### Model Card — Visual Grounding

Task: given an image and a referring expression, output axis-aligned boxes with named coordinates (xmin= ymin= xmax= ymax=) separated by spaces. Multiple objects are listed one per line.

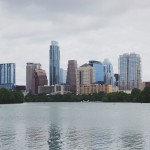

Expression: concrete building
xmin=77 ymin=64 xmax=96 ymax=86
xmin=139 ymin=82 xmax=150 ymax=91
xmin=77 ymin=84 xmax=112 ymax=95
xmin=0 ymin=63 xmax=16 ymax=90
xmin=26 ymin=63 xmax=47 ymax=94
xmin=49 ymin=41 xmax=60 ymax=85
xmin=38 ymin=84 xmax=70 ymax=95
xmin=119 ymin=53 xmax=141 ymax=90
xmin=66 ymin=60 xmax=78 ymax=93
xmin=35 ymin=69 xmax=48 ymax=94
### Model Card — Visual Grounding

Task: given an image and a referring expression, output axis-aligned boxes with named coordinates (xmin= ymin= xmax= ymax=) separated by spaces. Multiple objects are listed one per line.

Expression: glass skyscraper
xmin=59 ymin=68 xmax=67 ymax=84
xmin=89 ymin=60 xmax=104 ymax=84
xmin=0 ymin=63 xmax=16 ymax=90
xmin=119 ymin=53 xmax=141 ymax=90
xmin=49 ymin=41 xmax=60 ymax=85
xmin=103 ymin=59 xmax=115 ymax=87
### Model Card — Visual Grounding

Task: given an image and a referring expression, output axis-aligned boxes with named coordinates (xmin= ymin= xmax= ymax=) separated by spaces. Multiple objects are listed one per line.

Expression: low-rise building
xmin=139 ymin=82 xmax=150 ymax=91
xmin=77 ymin=84 xmax=112 ymax=95
xmin=38 ymin=84 xmax=70 ymax=95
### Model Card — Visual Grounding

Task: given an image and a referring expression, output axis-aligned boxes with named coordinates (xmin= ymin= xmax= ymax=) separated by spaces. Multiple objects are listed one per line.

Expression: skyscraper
xmin=35 ymin=69 xmax=48 ymax=94
xmin=89 ymin=60 xmax=104 ymax=84
xmin=119 ymin=53 xmax=141 ymax=90
xmin=59 ymin=68 xmax=67 ymax=84
xmin=49 ymin=41 xmax=60 ymax=85
xmin=26 ymin=63 xmax=48 ymax=94
xmin=103 ymin=58 xmax=115 ymax=86
xmin=0 ymin=63 xmax=15 ymax=90
xmin=77 ymin=64 xmax=96 ymax=85
xmin=26 ymin=63 xmax=41 ymax=94
xmin=66 ymin=60 xmax=77 ymax=93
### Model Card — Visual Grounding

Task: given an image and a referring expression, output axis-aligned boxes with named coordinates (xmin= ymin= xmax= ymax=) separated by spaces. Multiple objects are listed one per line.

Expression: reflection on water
xmin=26 ymin=127 xmax=48 ymax=149
xmin=0 ymin=103 xmax=150 ymax=149
xmin=48 ymin=125 xmax=62 ymax=150
xmin=0 ymin=129 xmax=16 ymax=150
xmin=120 ymin=130 xmax=144 ymax=150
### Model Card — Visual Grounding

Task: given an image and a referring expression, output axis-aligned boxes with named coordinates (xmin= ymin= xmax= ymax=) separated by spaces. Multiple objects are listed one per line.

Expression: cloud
xmin=0 ymin=0 xmax=150 ymax=84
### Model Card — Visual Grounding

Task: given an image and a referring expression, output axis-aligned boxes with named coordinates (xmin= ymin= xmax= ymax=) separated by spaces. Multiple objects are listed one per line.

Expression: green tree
xmin=140 ymin=87 xmax=150 ymax=103
xmin=131 ymin=88 xmax=141 ymax=102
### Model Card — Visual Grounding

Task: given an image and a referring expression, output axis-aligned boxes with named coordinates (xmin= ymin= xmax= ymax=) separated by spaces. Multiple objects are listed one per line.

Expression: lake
xmin=0 ymin=102 xmax=150 ymax=150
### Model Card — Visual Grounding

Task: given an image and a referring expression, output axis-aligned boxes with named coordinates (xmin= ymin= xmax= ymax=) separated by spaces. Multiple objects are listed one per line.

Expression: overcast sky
xmin=0 ymin=0 xmax=150 ymax=85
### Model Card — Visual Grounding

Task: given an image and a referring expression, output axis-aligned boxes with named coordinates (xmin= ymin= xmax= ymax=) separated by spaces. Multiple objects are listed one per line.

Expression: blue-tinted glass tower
xmin=89 ymin=60 xmax=104 ymax=84
xmin=49 ymin=41 xmax=60 ymax=85
xmin=0 ymin=63 xmax=16 ymax=90
xmin=103 ymin=59 xmax=115 ymax=87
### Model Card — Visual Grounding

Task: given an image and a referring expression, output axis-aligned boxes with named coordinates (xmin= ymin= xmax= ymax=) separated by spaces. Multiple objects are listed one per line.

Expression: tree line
xmin=0 ymin=88 xmax=24 ymax=104
xmin=25 ymin=87 xmax=150 ymax=103
xmin=1 ymin=86 xmax=150 ymax=104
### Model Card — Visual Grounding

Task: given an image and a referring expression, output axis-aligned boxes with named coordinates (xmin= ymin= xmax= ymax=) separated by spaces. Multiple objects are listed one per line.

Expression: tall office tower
xmin=119 ymin=53 xmax=141 ymax=90
xmin=59 ymin=68 xmax=67 ymax=84
xmin=49 ymin=41 xmax=60 ymax=85
xmin=114 ymin=74 xmax=119 ymax=86
xmin=77 ymin=64 xmax=96 ymax=85
xmin=35 ymin=69 xmax=48 ymax=94
xmin=103 ymin=58 xmax=115 ymax=86
xmin=26 ymin=63 xmax=42 ymax=94
xmin=66 ymin=60 xmax=77 ymax=93
xmin=89 ymin=60 xmax=104 ymax=84
xmin=0 ymin=63 xmax=16 ymax=90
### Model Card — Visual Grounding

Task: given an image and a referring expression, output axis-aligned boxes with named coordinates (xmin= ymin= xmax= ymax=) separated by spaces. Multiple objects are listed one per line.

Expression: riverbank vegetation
xmin=0 ymin=88 xmax=24 ymax=104
xmin=25 ymin=87 xmax=150 ymax=103
xmin=1 ymin=87 xmax=150 ymax=104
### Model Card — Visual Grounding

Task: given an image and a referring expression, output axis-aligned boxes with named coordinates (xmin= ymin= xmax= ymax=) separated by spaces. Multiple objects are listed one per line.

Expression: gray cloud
xmin=0 ymin=0 xmax=150 ymax=84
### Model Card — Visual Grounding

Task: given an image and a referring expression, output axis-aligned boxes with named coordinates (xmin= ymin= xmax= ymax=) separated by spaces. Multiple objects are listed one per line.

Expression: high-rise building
xmin=66 ymin=60 xmax=77 ymax=93
xmin=119 ymin=53 xmax=141 ymax=90
xmin=0 ymin=63 xmax=16 ymax=90
xmin=114 ymin=74 xmax=119 ymax=86
xmin=49 ymin=41 xmax=60 ymax=85
xmin=103 ymin=58 xmax=115 ymax=86
xmin=26 ymin=63 xmax=47 ymax=94
xmin=77 ymin=64 xmax=96 ymax=85
xmin=59 ymin=68 xmax=67 ymax=84
xmin=89 ymin=60 xmax=104 ymax=84
xmin=35 ymin=69 xmax=48 ymax=94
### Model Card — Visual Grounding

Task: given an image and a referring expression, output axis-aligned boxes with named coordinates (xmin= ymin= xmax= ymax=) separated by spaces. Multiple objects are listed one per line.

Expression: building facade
xmin=89 ymin=60 xmax=104 ymax=84
xmin=59 ymin=68 xmax=67 ymax=84
xmin=103 ymin=58 xmax=115 ymax=86
xmin=119 ymin=53 xmax=141 ymax=90
xmin=66 ymin=60 xmax=78 ymax=93
xmin=35 ymin=69 xmax=48 ymax=94
xmin=49 ymin=41 xmax=60 ymax=85
xmin=139 ymin=82 xmax=150 ymax=91
xmin=26 ymin=63 xmax=47 ymax=94
xmin=77 ymin=64 xmax=96 ymax=86
xmin=77 ymin=84 xmax=112 ymax=95
xmin=0 ymin=63 xmax=16 ymax=90
xmin=38 ymin=85 xmax=70 ymax=95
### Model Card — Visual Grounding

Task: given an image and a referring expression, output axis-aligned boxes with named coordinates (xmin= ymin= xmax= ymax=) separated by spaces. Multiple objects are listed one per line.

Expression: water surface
xmin=0 ymin=102 xmax=150 ymax=150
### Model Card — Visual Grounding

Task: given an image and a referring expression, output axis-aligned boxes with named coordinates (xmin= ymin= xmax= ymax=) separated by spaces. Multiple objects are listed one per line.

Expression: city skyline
xmin=0 ymin=0 xmax=150 ymax=84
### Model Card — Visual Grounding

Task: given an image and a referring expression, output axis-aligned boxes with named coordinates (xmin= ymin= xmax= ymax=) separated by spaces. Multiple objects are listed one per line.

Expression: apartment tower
xmin=119 ymin=53 xmax=141 ymax=90
xmin=77 ymin=64 xmax=96 ymax=85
